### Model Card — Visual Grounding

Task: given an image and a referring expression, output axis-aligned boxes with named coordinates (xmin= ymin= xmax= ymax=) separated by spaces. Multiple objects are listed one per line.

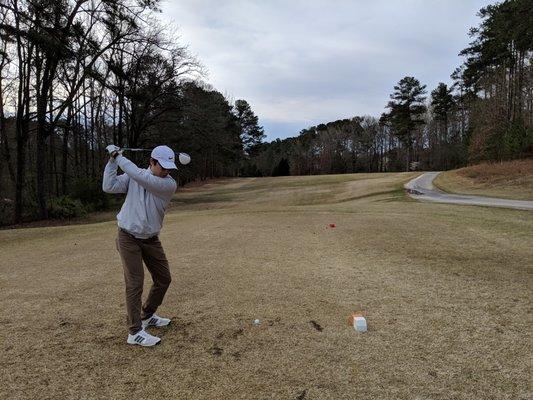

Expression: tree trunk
xmin=36 ymin=61 xmax=52 ymax=219
xmin=118 ymin=81 xmax=124 ymax=147
xmin=62 ymin=104 xmax=73 ymax=195
xmin=74 ymin=96 xmax=79 ymax=170
xmin=15 ymin=38 xmax=32 ymax=223
xmin=112 ymin=98 xmax=117 ymax=144
xmin=0 ymin=75 xmax=16 ymax=187
xmin=83 ymin=78 xmax=89 ymax=177
xmin=405 ymin=142 xmax=411 ymax=172
xmin=49 ymin=85 xmax=59 ymax=196
xmin=90 ymin=78 xmax=95 ymax=177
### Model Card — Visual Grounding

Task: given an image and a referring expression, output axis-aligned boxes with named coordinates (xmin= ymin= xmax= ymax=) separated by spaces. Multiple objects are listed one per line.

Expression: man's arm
xmin=116 ymin=155 xmax=177 ymax=199
xmin=102 ymin=158 xmax=130 ymax=193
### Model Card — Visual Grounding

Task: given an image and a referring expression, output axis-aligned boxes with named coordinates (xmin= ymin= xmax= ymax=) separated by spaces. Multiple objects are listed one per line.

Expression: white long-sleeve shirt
xmin=102 ymin=155 xmax=177 ymax=239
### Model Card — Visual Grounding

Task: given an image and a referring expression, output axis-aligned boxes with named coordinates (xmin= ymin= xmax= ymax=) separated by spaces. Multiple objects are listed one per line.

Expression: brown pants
xmin=116 ymin=228 xmax=172 ymax=334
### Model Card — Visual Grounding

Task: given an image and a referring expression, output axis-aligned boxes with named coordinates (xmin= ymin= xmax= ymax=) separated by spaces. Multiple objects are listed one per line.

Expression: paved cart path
xmin=405 ymin=172 xmax=533 ymax=211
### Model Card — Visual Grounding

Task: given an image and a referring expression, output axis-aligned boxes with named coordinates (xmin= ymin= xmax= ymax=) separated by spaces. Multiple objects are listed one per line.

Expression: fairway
xmin=1 ymin=172 xmax=532 ymax=399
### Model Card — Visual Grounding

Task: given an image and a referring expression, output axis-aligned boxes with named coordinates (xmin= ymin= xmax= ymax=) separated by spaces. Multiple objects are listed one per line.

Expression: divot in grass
xmin=209 ymin=345 xmax=223 ymax=356
xmin=309 ymin=320 xmax=323 ymax=332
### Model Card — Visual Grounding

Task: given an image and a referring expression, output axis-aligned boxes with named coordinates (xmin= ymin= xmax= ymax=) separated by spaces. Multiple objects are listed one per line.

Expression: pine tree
xmin=431 ymin=83 xmax=454 ymax=131
xmin=234 ymin=99 xmax=265 ymax=154
xmin=430 ymin=83 xmax=456 ymax=169
xmin=381 ymin=76 xmax=427 ymax=171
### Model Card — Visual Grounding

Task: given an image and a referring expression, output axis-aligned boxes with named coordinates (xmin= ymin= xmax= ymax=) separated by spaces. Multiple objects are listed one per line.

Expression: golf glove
xmin=106 ymin=144 xmax=122 ymax=158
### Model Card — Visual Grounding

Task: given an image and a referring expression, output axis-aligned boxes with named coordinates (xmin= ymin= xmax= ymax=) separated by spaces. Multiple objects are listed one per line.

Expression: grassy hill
xmin=1 ymin=172 xmax=531 ymax=399
xmin=434 ymin=159 xmax=533 ymax=200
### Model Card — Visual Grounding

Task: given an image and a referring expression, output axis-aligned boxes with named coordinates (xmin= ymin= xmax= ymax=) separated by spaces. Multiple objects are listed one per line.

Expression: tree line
xmin=245 ymin=0 xmax=532 ymax=177
xmin=0 ymin=0 xmax=264 ymax=225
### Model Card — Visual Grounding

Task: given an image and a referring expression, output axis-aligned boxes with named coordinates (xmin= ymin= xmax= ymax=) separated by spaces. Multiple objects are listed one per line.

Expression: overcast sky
xmin=160 ymin=0 xmax=495 ymax=141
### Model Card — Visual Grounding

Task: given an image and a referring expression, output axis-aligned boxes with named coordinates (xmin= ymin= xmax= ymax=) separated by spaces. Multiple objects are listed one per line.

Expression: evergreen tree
xmin=234 ymin=99 xmax=265 ymax=154
xmin=430 ymin=83 xmax=456 ymax=169
xmin=381 ymin=76 xmax=427 ymax=171
xmin=431 ymin=83 xmax=454 ymax=130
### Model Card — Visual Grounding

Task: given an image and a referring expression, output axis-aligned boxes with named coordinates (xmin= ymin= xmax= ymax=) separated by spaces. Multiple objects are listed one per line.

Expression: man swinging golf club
xmin=103 ymin=144 xmax=179 ymax=346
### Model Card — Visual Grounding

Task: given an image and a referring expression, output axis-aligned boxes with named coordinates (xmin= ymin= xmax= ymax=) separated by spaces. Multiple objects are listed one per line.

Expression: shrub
xmin=0 ymin=198 xmax=14 ymax=226
xmin=272 ymin=158 xmax=290 ymax=176
xmin=47 ymin=196 xmax=88 ymax=219
xmin=70 ymin=177 xmax=110 ymax=212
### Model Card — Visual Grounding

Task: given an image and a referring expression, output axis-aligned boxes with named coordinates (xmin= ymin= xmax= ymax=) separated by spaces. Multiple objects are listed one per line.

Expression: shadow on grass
xmin=293 ymin=187 xmax=411 ymax=207
xmin=378 ymin=188 xmax=417 ymax=203
xmin=333 ymin=188 xmax=409 ymax=204
xmin=171 ymin=192 xmax=237 ymax=206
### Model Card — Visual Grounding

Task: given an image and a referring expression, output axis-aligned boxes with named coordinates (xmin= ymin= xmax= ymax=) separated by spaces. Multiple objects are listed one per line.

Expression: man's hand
xmin=106 ymin=144 xmax=122 ymax=159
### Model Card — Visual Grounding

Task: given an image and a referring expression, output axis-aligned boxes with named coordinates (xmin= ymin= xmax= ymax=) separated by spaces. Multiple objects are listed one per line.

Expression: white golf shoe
xmin=127 ymin=329 xmax=161 ymax=347
xmin=142 ymin=314 xmax=171 ymax=328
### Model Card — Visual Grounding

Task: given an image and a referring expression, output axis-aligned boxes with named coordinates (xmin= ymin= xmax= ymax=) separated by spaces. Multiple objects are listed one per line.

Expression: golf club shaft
xmin=119 ymin=148 xmax=191 ymax=165
xmin=121 ymin=148 xmax=189 ymax=157
xmin=120 ymin=148 xmax=152 ymax=152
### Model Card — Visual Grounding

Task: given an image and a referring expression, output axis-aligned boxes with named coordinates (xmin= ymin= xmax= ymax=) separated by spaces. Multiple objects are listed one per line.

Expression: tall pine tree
xmin=234 ymin=99 xmax=265 ymax=155
xmin=381 ymin=76 xmax=427 ymax=171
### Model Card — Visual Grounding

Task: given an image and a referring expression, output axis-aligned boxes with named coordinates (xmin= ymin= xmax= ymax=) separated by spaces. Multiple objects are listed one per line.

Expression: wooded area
xmin=0 ymin=0 xmax=531 ymax=225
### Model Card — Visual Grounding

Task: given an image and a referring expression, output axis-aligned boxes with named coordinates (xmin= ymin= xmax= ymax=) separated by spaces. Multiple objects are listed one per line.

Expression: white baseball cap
xmin=151 ymin=145 xmax=178 ymax=170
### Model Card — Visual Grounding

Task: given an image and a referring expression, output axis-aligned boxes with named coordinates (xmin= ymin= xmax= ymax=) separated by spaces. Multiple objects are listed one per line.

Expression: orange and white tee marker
xmin=347 ymin=312 xmax=368 ymax=332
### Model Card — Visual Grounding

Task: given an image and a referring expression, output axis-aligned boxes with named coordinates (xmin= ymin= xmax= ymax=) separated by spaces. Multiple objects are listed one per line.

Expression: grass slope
xmin=1 ymin=172 xmax=532 ymax=399
xmin=434 ymin=159 xmax=533 ymax=200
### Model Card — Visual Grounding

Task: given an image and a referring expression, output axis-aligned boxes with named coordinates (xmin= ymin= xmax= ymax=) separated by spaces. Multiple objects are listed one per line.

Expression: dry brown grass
xmin=434 ymin=159 xmax=533 ymax=200
xmin=1 ymin=172 xmax=532 ymax=399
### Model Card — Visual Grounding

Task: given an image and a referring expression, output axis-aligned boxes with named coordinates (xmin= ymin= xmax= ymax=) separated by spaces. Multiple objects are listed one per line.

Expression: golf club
xmin=120 ymin=148 xmax=191 ymax=165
